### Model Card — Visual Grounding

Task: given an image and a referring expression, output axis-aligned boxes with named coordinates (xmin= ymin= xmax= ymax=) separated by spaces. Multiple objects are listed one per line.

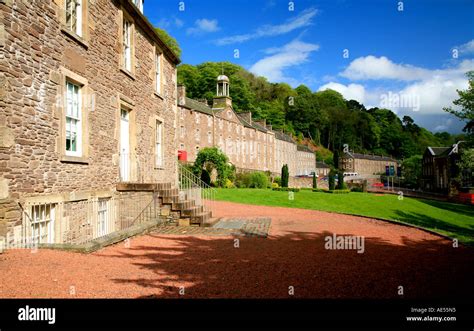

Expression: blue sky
xmin=146 ymin=0 xmax=474 ymax=133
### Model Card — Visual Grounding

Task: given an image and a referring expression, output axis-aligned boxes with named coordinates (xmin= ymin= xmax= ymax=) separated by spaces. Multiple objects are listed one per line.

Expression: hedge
xmin=272 ymin=187 xmax=300 ymax=192
xmin=324 ymin=189 xmax=351 ymax=194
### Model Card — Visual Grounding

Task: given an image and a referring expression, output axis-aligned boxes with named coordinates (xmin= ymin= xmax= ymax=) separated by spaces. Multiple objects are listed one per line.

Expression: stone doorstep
xmin=36 ymin=219 xmax=164 ymax=254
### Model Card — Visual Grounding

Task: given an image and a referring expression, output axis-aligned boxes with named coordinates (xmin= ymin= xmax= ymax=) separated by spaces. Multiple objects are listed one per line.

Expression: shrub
xmin=248 ymin=172 xmax=269 ymax=188
xmin=350 ymin=186 xmax=363 ymax=192
xmin=312 ymin=172 xmax=317 ymax=189
xmin=272 ymin=187 xmax=300 ymax=192
xmin=312 ymin=188 xmax=327 ymax=192
xmin=271 ymin=182 xmax=279 ymax=189
xmin=325 ymin=189 xmax=351 ymax=194
xmin=281 ymin=164 xmax=289 ymax=188
xmin=224 ymin=178 xmax=234 ymax=189
xmin=234 ymin=173 xmax=249 ymax=188
xmin=274 ymin=176 xmax=282 ymax=186
xmin=200 ymin=169 xmax=211 ymax=186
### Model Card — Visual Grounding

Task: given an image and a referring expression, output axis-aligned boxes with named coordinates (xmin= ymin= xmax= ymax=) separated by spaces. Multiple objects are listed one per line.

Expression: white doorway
xmin=120 ymin=109 xmax=130 ymax=181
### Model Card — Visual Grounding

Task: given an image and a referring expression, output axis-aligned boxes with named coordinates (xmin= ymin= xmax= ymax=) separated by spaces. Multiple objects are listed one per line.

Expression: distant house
xmin=421 ymin=145 xmax=460 ymax=194
xmin=316 ymin=161 xmax=330 ymax=177
xmin=339 ymin=152 xmax=398 ymax=176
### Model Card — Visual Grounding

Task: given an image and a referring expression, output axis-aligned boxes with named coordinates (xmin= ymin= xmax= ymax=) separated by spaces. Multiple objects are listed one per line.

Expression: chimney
xmin=177 ymin=84 xmax=186 ymax=106
xmin=197 ymin=99 xmax=208 ymax=106
xmin=255 ymin=119 xmax=266 ymax=127
xmin=240 ymin=112 xmax=252 ymax=124
xmin=266 ymin=124 xmax=273 ymax=131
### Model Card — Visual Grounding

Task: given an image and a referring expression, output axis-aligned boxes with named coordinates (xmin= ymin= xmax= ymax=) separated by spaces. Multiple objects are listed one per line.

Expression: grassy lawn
xmin=214 ymin=188 xmax=474 ymax=245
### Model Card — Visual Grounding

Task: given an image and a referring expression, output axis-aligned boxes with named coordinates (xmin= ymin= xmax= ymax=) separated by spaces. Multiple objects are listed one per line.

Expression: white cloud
xmin=318 ymin=82 xmax=367 ymax=103
xmin=249 ymin=40 xmax=319 ymax=83
xmin=340 ymin=56 xmax=432 ymax=81
xmin=215 ymin=8 xmax=317 ymax=45
xmin=326 ymin=58 xmax=474 ymax=116
xmin=186 ymin=19 xmax=220 ymax=35
xmin=156 ymin=17 xmax=184 ymax=29
xmin=455 ymin=39 xmax=474 ymax=56
xmin=340 ymin=55 xmax=474 ymax=82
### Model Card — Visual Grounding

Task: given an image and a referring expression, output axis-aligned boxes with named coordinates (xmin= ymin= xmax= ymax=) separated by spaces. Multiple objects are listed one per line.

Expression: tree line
xmin=177 ymin=62 xmax=466 ymax=165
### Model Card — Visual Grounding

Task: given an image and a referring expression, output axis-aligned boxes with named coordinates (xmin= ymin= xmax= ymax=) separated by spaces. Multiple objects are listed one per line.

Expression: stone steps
xmin=154 ymin=184 xmax=211 ymax=226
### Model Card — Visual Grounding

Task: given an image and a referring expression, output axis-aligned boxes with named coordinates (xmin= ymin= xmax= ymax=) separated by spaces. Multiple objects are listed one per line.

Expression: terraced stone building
xmin=0 ymin=0 xmax=216 ymax=249
xmin=177 ymin=76 xmax=316 ymax=177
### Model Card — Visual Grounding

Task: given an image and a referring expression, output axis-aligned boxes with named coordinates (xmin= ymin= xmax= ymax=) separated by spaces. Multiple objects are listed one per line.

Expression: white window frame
xmin=123 ymin=19 xmax=132 ymax=72
xmin=207 ymin=131 xmax=212 ymax=144
xmin=30 ymin=204 xmax=56 ymax=245
xmin=155 ymin=120 xmax=163 ymax=168
xmin=66 ymin=0 xmax=83 ymax=37
xmin=97 ymin=199 xmax=110 ymax=237
xmin=65 ymin=81 xmax=82 ymax=157
xmin=155 ymin=52 xmax=162 ymax=94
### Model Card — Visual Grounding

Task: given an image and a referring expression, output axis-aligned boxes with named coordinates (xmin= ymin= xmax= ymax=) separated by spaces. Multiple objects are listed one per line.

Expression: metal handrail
xmin=177 ymin=160 xmax=216 ymax=215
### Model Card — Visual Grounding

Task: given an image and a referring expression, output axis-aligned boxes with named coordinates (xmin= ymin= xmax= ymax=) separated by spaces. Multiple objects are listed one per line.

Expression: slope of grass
xmin=214 ymin=188 xmax=474 ymax=245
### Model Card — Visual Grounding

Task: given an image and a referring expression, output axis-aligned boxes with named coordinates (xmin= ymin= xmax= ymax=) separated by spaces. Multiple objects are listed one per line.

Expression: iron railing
xmin=6 ymin=192 xmax=161 ymax=249
xmin=177 ymin=160 xmax=216 ymax=215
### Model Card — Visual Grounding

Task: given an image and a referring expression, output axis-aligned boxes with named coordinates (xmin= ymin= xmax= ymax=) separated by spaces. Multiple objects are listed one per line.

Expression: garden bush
xmin=312 ymin=188 xmax=327 ymax=192
xmin=248 ymin=172 xmax=269 ymax=188
xmin=274 ymin=176 xmax=282 ymax=186
xmin=272 ymin=187 xmax=300 ymax=192
xmin=324 ymin=189 xmax=351 ymax=194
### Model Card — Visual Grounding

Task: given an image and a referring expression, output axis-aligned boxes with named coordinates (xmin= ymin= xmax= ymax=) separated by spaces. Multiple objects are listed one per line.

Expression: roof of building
xmin=342 ymin=152 xmax=398 ymax=162
xmin=236 ymin=113 xmax=253 ymax=129
xmin=316 ymin=161 xmax=331 ymax=169
xmin=426 ymin=146 xmax=451 ymax=156
xmin=217 ymin=75 xmax=229 ymax=82
xmin=121 ymin=0 xmax=180 ymax=64
xmin=251 ymin=121 xmax=268 ymax=133
xmin=297 ymin=144 xmax=313 ymax=153
xmin=273 ymin=130 xmax=295 ymax=144
xmin=184 ymin=97 xmax=215 ymax=116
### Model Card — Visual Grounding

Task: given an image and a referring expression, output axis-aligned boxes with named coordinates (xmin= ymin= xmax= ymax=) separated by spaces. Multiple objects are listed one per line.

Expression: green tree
xmin=312 ymin=172 xmax=317 ymax=189
xmin=193 ymin=147 xmax=231 ymax=187
xmin=401 ymin=155 xmax=422 ymax=189
xmin=328 ymin=170 xmax=336 ymax=190
xmin=444 ymin=71 xmax=474 ymax=135
xmin=336 ymin=170 xmax=346 ymax=189
xmin=281 ymin=164 xmax=289 ymax=188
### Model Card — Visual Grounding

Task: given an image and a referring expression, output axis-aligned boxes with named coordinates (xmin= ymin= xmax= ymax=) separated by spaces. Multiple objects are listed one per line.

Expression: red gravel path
xmin=0 ymin=201 xmax=472 ymax=299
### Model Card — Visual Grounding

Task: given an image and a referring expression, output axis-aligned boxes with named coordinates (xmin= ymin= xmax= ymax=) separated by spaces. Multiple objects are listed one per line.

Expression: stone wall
xmin=0 ymin=0 xmax=178 ymax=242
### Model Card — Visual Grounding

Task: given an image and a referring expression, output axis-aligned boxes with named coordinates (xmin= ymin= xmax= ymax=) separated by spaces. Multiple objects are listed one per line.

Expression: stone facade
xmin=177 ymin=82 xmax=316 ymax=177
xmin=0 ymin=0 xmax=179 ymax=244
xmin=339 ymin=152 xmax=398 ymax=176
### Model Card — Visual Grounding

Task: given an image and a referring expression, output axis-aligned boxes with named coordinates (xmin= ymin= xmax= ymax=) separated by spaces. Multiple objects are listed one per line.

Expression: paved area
xmin=211 ymin=217 xmax=271 ymax=237
xmin=0 ymin=201 xmax=473 ymax=298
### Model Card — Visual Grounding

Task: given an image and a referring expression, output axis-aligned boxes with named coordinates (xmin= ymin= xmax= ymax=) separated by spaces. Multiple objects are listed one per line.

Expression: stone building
xmin=316 ymin=161 xmax=330 ymax=177
xmin=421 ymin=146 xmax=458 ymax=194
xmin=177 ymin=77 xmax=316 ymax=177
xmin=339 ymin=152 xmax=398 ymax=176
xmin=0 ymin=0 xmax=213 ymax=248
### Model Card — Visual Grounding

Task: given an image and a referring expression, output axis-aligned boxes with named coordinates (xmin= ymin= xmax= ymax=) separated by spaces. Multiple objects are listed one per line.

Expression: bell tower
xmin=213 ymin=75 xmax=232 ymax=109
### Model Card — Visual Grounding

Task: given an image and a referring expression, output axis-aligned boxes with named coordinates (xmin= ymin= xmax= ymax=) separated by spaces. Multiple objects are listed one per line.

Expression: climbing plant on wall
xmin=193 ymin=147 xmax=232 ymax=187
